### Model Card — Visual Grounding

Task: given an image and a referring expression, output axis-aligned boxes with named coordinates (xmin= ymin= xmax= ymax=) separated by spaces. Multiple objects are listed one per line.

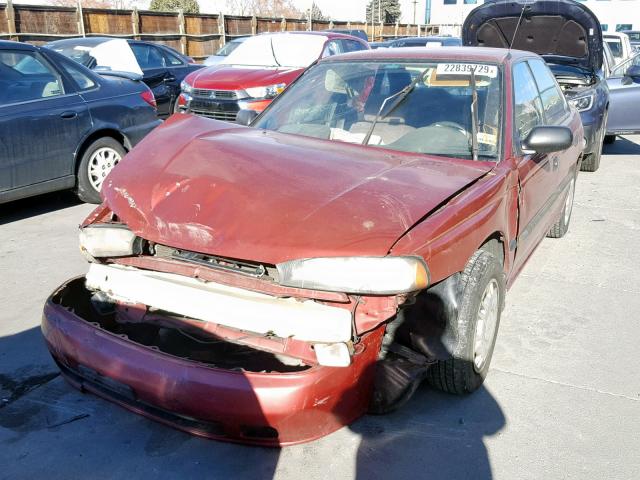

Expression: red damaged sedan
xmin=42 ymin=47 xmax=584 ymax=446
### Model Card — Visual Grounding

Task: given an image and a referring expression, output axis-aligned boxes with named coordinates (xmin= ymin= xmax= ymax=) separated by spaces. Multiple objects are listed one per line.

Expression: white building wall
xmin=428 ymin=0 xmax=640 ymax=33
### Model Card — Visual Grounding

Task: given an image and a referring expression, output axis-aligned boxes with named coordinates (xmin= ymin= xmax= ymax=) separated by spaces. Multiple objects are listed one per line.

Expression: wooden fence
xmin=0 ymin=1 xmax=440 ymax=60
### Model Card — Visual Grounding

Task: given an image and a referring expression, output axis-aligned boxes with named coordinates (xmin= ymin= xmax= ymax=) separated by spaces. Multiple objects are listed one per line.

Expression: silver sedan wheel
xmin=88 ymin=147 xmax=121 ymax=192
xmin=473 ymin=278 xmax=499 ymax=372
xmin=564 ymin=178 xmax=575 ymax=226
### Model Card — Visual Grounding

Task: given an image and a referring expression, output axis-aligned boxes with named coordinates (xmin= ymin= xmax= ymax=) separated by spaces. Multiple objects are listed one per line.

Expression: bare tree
xmin=225 ymin=0 xmax=303 ymax=18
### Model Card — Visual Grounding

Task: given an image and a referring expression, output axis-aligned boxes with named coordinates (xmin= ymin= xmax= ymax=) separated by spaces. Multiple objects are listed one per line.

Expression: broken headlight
xmin=79 ymin=224 xmax=141 ymax=259
xmin=276 ymin=256 xmax=429 ymax=294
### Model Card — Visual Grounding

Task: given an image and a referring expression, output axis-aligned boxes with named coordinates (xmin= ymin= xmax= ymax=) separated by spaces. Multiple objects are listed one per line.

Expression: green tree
xmin=366 ymin=0 xmax=401 ymax=24
xmin=149 ymin=0 xmax=199 ymax=14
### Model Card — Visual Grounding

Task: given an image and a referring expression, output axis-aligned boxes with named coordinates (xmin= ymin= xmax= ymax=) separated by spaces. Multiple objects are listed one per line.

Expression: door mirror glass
xmin=625 ymin=64 xmax=640 ymax=79
xmin=521 ymin=126 xmax=573 ymax=154
xmin=236 ymin=109 xmax=258 ymax=126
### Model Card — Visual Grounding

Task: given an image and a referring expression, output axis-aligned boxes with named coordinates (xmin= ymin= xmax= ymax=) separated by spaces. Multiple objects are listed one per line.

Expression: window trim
xmin=527 ymin=58 xmax=570 ymax=125
xmin=511 ymin=58 xmax=548 ymax=156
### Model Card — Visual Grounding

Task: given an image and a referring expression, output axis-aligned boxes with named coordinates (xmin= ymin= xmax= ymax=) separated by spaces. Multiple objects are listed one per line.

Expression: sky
xmin=11 ymin=0 xmax=428 ymax=24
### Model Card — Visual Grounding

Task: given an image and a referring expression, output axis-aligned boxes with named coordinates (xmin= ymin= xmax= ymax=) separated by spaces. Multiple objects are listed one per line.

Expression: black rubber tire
xmin=604 ymin=135 xmax=616 ymax=145
xmin=76 ymin=137 xmax=126 ymax=204
xmin=547 ymin=173 xmax=576 ymax=239
xmin=426 ymin=250 xmax=505 ymax=395
xmin=581 ymin=112 xmax=607 ymax=172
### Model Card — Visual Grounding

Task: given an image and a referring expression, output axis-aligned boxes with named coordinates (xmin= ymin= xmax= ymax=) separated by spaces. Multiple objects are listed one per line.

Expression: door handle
xmin=60 ymin=111 xmax=77 ymax=119
xmin=164 ymin=75 xmax=176 ymax=82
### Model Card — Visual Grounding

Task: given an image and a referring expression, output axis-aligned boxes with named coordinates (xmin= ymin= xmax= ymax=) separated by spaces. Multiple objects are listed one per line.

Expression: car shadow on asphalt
xmin=0 ymin=191 xmax=82 ymax=225
xmin=1 ymin=333 xmax=504 ymax=479
xmin=603 ymin=136 xmax=640 ymax=156
xmin=348 ymin=373 xmax=504 ymax=479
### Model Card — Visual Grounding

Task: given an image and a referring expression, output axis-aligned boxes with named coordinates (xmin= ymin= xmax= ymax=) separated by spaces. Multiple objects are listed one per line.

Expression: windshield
xmin=254 ymin=61 xmax=502 ymax=160
xmin=216 ymin=40 xmax=244 ymax=57
xmin=50 ymin=39 xmax=142 ymax=74
xmin=50 ymin=44 xmax=94 ymax=67
xmin=221 ymin=34 xmax=327 ymax=68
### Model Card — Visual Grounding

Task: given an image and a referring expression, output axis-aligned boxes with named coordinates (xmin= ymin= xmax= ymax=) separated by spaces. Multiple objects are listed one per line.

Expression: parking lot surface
xmin=1 ymin=137 xmax=640 ymax=479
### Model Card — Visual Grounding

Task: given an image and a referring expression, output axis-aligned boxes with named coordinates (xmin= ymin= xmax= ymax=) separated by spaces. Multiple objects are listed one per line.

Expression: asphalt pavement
xmin=1 ymin=137 xmax=639 ymax=479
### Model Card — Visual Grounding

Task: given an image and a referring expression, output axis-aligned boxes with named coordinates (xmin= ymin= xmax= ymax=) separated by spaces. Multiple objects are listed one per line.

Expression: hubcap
xmin=473 ymin=279 xmax=499 ymax=372
xmin=564 ymin=178 xmax=575 ymax=226
xmin=88 ymin=147 xmax=121 ymax=192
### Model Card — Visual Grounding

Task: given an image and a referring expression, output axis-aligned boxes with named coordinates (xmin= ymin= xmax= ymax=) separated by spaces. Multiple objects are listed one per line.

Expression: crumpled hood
xmin=103 ymin=115 xmax=493 ymax=265
xmin=463 ymin=0 xmax=603 ymax=72
xmin=187 ymin=65 xmax=302 ymax=90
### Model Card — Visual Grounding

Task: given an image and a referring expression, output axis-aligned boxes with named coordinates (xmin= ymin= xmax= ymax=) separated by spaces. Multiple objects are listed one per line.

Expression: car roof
xmin=0 ymin=40 xmax=37 ymax=51
xmin=256 ymin=30 xmax=365 ymax=42
xmin=604 ymin=32 xmax=628 ymax=39
xmin=321 ymin=46 xmax=525 ymax=64
xmin=397 ymin=36 xmax=459 ymax=41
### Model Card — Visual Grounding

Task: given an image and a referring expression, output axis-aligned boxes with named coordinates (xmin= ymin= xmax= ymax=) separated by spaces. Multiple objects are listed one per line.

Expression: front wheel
xmin=547 ymin=175 xmax=576 ymax=238
xmin=427 ymin=250 xmax=505 ymax=395
xmin=76 ymin=137 xmax=126 ymax=204
xmin=604 ymin=134 xmax=616 ymax=145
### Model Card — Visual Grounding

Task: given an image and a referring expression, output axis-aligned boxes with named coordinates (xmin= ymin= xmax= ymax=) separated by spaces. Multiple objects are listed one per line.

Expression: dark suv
xmin=464 ymin=0 xmax=609 ymax=172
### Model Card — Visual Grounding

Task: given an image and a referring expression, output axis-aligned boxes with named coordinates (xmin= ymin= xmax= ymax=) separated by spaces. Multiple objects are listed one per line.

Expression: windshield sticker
xmin=436 ymin=63 xmax=498 ymax=78
xmin=477 ymin=132 xmax=498 ymax=146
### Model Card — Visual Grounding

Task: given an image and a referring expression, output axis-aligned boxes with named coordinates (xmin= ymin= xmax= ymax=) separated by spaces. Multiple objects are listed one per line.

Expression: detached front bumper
xmin=42 ymin=277 xmax=384 ymax=446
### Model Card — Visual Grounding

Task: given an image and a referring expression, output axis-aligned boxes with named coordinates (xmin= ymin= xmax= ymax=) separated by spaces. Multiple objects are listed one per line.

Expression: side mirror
xmin=236 ymin=109 xmax=258 ymax=126
xmin=625 ymin=64 xmax=640 ymax=80
xmin=522 ymin=126 xmax=573 ymax=155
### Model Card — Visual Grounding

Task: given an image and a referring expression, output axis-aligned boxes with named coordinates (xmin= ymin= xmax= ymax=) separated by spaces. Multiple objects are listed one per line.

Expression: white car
xmin=604 ymin=32 xmax=633 ymax=65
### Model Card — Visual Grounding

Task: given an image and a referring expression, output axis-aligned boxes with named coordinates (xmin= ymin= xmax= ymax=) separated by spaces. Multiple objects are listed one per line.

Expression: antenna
xmin=508 ymin=3 xmax=528 ymax=51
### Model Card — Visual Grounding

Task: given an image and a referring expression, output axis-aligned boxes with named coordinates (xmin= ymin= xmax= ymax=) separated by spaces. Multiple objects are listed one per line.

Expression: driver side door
xmin=511 ymin=61 xmax=563 ymax=269
xmin=606 ymin=55 xmax=640 ymax=134
xmin=130 ymin=43 xmax=172 ymax=117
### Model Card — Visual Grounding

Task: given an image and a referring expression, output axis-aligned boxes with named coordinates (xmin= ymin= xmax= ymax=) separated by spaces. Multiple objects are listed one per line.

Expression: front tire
xmin=581 ymin=112 xmax=607 ymax=172
xmin=604 ymin=134 xmax=616 ymax=145
xmin=427 ymin=250 xmax=505 ymax=395
xmin=76 ymin=137 xmax=126 ymax=204
xmin=547 ymin=174 xmax=576 ymax=238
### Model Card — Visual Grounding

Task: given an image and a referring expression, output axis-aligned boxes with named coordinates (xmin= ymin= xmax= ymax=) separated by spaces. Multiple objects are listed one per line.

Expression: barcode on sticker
xmin=436 ymin=63 xmax=498 ymax=78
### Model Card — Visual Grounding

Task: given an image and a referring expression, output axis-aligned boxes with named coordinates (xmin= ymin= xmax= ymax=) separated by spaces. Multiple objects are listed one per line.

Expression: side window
xmin=342 ymin=40 xmax=366 ymax=53
xmin=611 ymin=54 xmax=640 ymax=77
xmin=163 ymin=49 xmax=184 ymax=66
xmin=321 ymin=41 xmax=342 ymax=58
xmin=58 ymin=58 xmax=96 ymax=90
xmin=0 ymin=51 xmax=64 ymax=105
xmin=512 ymin=62 xmax=545 ymax=140
xmin=130 ymin=44 xmax=165 ymax=69
xmin=528 ymin=59 xmax=566 ymax=122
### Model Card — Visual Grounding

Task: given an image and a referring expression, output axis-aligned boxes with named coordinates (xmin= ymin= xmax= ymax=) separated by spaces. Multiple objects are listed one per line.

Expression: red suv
xmin=177 ymin=32 xmax=369 ymax=121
